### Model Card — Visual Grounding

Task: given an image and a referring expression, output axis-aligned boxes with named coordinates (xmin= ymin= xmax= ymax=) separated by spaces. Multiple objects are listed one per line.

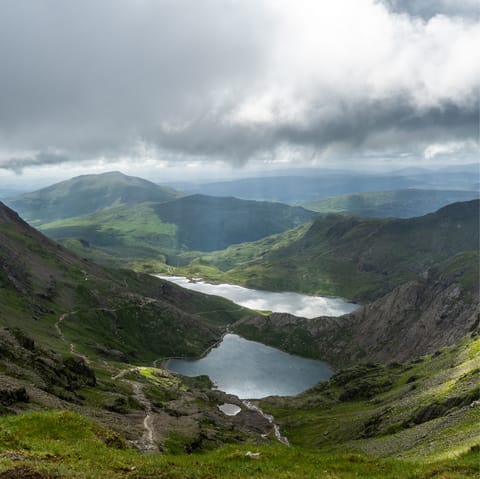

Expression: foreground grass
xmin=0 ymin=411 xmax=478 ymax=478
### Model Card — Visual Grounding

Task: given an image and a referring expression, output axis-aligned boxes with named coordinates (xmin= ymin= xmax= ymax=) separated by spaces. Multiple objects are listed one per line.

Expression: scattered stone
xmin=0 ymin=387 xmax=29 ymax=406
xmin=218 ymin=403 xmax=241 ymax=416
xmin=245 ymin=451 xmax=261 ymax=459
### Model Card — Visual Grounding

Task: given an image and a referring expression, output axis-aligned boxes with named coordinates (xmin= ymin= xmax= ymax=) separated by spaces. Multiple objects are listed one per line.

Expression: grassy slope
xmin=303 ymin=189 xmax=480 ymax=218
xmin=177 ymin=200 xmax=479 ymax=301
xmin=151 ymin=194 xmax=317 ymax=251
xmin=0 ymin=201 xmax=250 ymax=363
xmin=0 ymin=411 xmax=478 ymax=478
xmin=40 ymin=203 xmax=178 ymax=259
xmin=259 ymin=334 xmax=480 ymax=463
xmin=38 ymin=195 xmax=317 ymax=259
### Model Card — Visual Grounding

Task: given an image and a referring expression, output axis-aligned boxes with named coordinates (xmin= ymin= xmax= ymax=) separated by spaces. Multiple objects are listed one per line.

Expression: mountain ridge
xmin=235 ymin=251 xmax=479 ymax=367
xmin=180 ymin=199 xmax=479 ymax=301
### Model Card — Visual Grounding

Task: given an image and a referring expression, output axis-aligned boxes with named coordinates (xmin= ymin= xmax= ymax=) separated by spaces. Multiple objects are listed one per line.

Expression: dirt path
xmin=55 ymin=303 xmax=160 ymax=453
xmin=54 ymin=311 xmax=91 ymax=364
xmin=127 ymin=379 xmax=158 ymax=453
xmin=111 ymin=368 xmax=158 ymax=453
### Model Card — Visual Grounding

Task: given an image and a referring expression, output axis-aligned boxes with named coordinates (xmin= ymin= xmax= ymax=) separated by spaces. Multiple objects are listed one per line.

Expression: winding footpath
xmin=128 ymin=379 xmax=158 ymax=453
xmin=111 ymin=368 xmax=158 ymax=453
xmin=54 ymin=311 xmax=89 ymax=364
xmin=55 ymin=311 xmax=158 ymax=453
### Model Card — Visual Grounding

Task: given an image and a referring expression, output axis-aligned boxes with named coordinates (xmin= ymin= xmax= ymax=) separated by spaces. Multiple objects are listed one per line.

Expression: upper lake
xmin=154 ymin=275 xmax=358 ymax=318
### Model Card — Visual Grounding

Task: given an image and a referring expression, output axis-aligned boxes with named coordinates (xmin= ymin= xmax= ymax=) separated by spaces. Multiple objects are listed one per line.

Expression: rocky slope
xmin=235 ymin=252 xmax=479 ymax=367
xmin=0 ymin=200 xmax=279 ymax=451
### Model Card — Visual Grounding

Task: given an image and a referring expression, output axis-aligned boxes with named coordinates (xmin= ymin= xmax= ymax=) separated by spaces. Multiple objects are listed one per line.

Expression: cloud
xmin=381 ymin=0 xmax=480 ymax=20
xmin=1 ymin=152 xmax=70 ymax=174
xmin=0 ymin=0 xmax=478 ymax=173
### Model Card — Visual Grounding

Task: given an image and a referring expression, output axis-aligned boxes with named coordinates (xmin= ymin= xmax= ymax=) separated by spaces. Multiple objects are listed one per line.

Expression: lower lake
xmin=167 ymin=334 xmax=334 ymax=399
xmin=157 ymin=275 xmax=358 ymax=399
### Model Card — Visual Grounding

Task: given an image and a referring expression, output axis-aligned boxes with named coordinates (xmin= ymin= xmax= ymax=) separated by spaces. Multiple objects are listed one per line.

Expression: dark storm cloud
xmin=0 ymin=0 xmax=478 ymax=172
xmin=2 ymin=152 xmax=70 ymax=174
xmin=151 ymin=98 xmax=477 ymax=161
xmin=0 ymin=0 xmax=270 ymax=156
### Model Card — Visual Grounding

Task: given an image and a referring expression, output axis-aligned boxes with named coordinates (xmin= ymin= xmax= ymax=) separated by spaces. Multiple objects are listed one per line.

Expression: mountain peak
xmin=6 ymin=172 xmax=181 ymax=225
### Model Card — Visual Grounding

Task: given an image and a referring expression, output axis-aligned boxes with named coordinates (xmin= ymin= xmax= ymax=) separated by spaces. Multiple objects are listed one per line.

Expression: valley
xmin=1 ymin=3 xmax=478 ymax=476
xmin=0 ymin=171 xmax=479 ymax=478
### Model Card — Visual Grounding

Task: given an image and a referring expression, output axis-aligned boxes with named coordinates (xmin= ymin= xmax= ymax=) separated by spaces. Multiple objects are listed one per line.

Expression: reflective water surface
xmin=167 ymin=334 xmax=334 ymax=399
xmin=155 ymin=275 xmax=358 ymax=318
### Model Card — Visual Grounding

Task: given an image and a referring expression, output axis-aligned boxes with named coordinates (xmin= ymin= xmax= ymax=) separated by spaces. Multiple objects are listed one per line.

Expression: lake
xmin=157 ymin=275 xmax=358 ymax=399
xmin=155 ymin=275 xmax=358 ymax=318
xmin=167 ymin=334 xmax=334 ymax=399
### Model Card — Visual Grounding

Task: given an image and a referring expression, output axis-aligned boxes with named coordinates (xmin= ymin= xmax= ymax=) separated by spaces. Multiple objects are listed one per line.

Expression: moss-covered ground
xmin=0 ymin=410 xmax=479 ymax=478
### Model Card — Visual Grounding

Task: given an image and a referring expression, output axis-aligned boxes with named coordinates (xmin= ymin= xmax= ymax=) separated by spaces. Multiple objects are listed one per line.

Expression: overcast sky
xmin=0 ymin=0 xmax=478 ymax=186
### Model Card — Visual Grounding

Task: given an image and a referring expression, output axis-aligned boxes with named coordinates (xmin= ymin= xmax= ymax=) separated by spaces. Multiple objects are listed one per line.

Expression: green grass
xmin=40 ymin=203 xmax=178 ymax=258
xmin=0 ymin=411 xmax=478 ymax=478
xmin=258 ymin=335 xmax=480 ymax=463
xmin=37 ymin=195 xmax=317 ymax=264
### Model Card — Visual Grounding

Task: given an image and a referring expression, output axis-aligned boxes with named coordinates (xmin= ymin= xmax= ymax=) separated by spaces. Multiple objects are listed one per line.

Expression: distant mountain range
xmin=5 ymin=173 xmax=317 ymax=260
xmin=165 ymin=164 xmax=479 ymax=203
xmin=304 ymin=189 xmax=480 ymax=218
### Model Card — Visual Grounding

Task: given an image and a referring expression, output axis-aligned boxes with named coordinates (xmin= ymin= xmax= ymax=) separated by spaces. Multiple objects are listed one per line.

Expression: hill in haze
xmin=173 ymin=174 xmax=421 ymax=203
xmin=6 ymin=171 xmax=181 ymax=225
xmin=304 ymin=189 xmax=480 ymax=218
xmin=169 ymin=165 xmax=479 ymax=203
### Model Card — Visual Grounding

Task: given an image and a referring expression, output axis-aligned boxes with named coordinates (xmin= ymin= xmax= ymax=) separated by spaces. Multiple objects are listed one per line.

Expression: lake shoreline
xmin=155 ymin=272 xmax=359 ymax=303
xmin=153 ymin=327 xmax=230 ymax=370
xmin=154 ymin=274 xmax=359 ymax=319
xmin=152 ymin=274 xmax=349 ymax=376
xmin=166 ymin=333 xmax=335 ymax=399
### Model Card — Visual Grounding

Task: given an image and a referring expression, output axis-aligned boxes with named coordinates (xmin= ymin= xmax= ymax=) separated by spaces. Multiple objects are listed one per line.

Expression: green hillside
xmin=152 ymin=194 xmax=317 ymax=251
xmin=6 ymin=171 xmax=181 ymax=226
xmin=177 ymin=200 xmax=480 ymax=301
xmin=304 ymin=189 xmax=480 ymax=218
xmin=38 ymin=194 xmax=317 ymax=259
xmin=0 ymin=412 xmax=478 ymax=478
xmin=260 ymin=334 xmax=480 ymax=462
xmin=0 ymin=201 xmax=249 ymax=362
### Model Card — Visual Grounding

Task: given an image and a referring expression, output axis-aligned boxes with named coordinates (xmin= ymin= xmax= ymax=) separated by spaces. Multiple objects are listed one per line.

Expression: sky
xmin=0 ymin=0 xmax=478 ymax=188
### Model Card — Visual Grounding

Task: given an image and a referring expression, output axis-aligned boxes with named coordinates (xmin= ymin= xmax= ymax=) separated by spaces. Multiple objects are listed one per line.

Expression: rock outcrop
xmin=235 ymin=252 xmax=479 ymax=367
